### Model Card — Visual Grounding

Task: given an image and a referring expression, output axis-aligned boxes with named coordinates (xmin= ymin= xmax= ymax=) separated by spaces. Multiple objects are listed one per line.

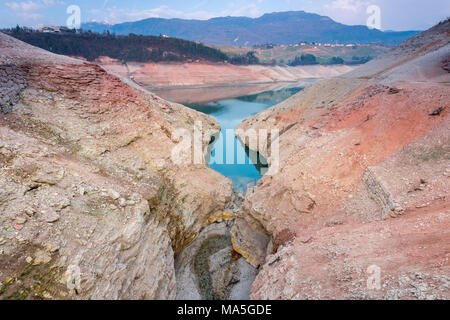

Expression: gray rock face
xmin=175 ymin=221 xmax=258 ymax=300
xmin=208 ymin=246 xmax=259 ymax=300
xmin=0 ymin=64 xmax=26 ymax=113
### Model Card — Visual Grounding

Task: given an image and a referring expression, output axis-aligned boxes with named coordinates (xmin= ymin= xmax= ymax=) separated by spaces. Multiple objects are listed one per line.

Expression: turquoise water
xmin=188 ymin=87 xmax=303 ymax=193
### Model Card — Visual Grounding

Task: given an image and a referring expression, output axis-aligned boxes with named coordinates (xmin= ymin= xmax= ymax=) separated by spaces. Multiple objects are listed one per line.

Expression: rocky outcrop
xmin=230 ymin=218 xmax=271 ymax=268
xmin=0 ymin=64 xmax=26 ymax=113
xmin=233 ymin=20 xmax=450 ymax=299
xmin=175 ymin=219 xmax=258 ymax=300
xmin=0 ymin=32 xmax=233 ymax=299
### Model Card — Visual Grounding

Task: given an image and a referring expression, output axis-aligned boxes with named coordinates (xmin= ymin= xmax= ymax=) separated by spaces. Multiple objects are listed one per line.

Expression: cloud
xmin=323 ymin=0 xmax=372 ymax=26
xmin=229 ymin=4 xmax=262 ymax=18
xmin=5 ymin=0 xmax=63 ymax=22
xmin=21 ymin=12 xmax=43 ymax=20
xmin=91 ymin=3 xmax=264 ymax=24
xmin=6 ymin=1 xmax=41 ymax=11
xmin=325 ymin=0 xmax=369 ymax=12
xmin=6 ymin=0 xmax=64 ymax=11
xmin=93 ymin=5 xmax=216 ymax=23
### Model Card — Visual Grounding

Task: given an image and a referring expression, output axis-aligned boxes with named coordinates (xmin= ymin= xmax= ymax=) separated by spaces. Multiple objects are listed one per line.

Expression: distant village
xmin=255 ymin=42 xmax=383 ymax=49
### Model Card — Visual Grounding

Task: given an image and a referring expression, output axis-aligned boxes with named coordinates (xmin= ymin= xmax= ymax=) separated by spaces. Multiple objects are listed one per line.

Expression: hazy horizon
xmin=1 ymin=0 xmax=449 ymax=32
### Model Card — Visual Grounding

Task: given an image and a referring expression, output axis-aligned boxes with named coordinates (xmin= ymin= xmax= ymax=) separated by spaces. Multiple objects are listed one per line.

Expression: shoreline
xmin=142 ymin=79 xmax=317 ymax=91
xmin=149 ymin=81 xmax=311 ymax=104
xmin=100 ymin=60 xmax=356 ymax=94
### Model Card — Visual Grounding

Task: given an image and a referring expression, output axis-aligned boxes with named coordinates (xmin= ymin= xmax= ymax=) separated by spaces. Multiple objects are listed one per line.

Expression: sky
xmin=1 ymin=0 xmax=449 ymax=31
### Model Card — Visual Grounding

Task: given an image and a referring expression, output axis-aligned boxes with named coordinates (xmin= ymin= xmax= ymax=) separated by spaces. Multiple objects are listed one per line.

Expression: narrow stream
xmin=188 ymin=86 xmax=303 ymax=193
xmin=158 ymin=85 xmax=304 ymax=300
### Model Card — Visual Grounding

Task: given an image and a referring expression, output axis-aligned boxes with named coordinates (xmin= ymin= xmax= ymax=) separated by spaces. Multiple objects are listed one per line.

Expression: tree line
xmin=3 ymin=27 xmax=229 ymax=64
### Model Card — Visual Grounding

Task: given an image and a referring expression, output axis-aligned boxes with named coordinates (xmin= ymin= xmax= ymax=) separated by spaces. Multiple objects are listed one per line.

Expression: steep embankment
xmin=0 ymin=33 xmax=233 ymax=299
xmin=234 ymin=20 xmax=450 ymax=299
xmin=99 ymin=59 xmax=355 ymax=89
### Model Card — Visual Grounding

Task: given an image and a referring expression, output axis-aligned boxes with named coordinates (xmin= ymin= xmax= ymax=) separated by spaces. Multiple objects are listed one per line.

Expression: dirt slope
xmin=233 ymin=20 xmax=450 ymax=299
xmin=0 ymin=32 xmax=233 ymax=299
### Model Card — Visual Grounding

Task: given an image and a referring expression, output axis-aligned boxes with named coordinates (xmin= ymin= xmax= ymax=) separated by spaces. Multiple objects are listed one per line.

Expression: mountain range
xmin=82 ymin=11 xmax=420 ymax=46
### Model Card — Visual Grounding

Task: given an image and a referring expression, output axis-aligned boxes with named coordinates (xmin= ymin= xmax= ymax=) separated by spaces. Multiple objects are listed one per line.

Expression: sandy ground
xmin=99 ymin=59 xmax=355 ymax=89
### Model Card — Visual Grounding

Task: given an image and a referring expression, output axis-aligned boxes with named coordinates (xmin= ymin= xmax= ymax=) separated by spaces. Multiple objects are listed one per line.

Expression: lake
xmin=185 ymin=86 xmax=304 ymax=193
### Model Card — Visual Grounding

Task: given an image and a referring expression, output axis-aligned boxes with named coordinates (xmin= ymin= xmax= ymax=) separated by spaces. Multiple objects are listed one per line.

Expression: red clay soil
xmin=252 ymin=201 xmax=450 ymax=300
xmin=234 ymin=20 xmax=450 ymax=300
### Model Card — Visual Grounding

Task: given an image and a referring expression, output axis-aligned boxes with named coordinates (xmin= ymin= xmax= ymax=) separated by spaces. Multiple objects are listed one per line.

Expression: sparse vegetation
xmin=229 ymin=51 xmax=260 ymax=65
xmin=0 ymin=245 xmax=67 ymax=300
xmin=415 ymin=145 xmax=450 ymax=163
xmin=289 ymin=54 xmax=318 ymax=66
xmin=348 ymin=56 xmax=373 ymax=65
xmin=215 ymin=42 xmax=387 ymax=66
xmin=328 ymin=56 xmax=345 ymax=65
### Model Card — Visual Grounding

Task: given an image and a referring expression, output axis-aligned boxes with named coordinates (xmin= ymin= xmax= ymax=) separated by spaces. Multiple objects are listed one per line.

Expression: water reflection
xmin=235 ymin=87 xmax=306 ymax=105
xmin=187 ymin=86 xmax=303 ymax=193
xmin=152 ymin=81 xmax=314 ymax=105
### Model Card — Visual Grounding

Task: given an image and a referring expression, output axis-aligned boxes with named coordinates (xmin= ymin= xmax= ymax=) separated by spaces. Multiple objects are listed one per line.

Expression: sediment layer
xmin=99 ymin=59 xmax=355 ymax=89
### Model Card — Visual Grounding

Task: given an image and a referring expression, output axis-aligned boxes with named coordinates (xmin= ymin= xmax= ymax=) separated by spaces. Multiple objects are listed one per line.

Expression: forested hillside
xmin=3 ymin=27 xmax=229 ymax=63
